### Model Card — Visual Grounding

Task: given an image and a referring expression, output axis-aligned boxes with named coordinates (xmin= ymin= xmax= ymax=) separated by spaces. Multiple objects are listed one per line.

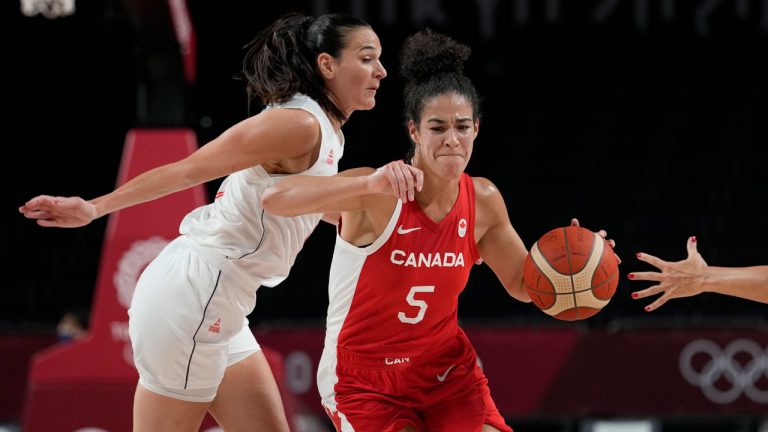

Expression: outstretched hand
xmin=371 ymin=160 xmax=423 ymax=202
xmin=570 ymin=218 xmax=620 ymax=263
xmin=19 ymin=195 xmax=97 ymax=228
xmin=628 ymin=236 xmax=707 ymax=312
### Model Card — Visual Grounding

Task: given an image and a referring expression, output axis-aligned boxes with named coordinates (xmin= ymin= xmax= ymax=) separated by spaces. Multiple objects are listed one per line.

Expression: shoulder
xmin=245 ymin=107 xmax=321 ymax=145
xmin=471 ymin=176 xmax=508 ymax=218
xmin=270 ymin=94 xmax=328 ymax=122
xmin=259 ymin=105 xmax=320 ymax=130
xmin=471 ymin=176 xmax=502 ymax=201
xmin=271 ymin=93 xmax=314 ymax=108
xmin=218 ymin=106 xmax=322 ymax=160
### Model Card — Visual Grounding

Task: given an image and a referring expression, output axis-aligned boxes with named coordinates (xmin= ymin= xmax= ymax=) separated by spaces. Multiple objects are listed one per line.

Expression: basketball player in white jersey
xmin=19 ymin=12 xmax=386 ymax=432
xmin=263 ymin=29 xmax=530 ymax=432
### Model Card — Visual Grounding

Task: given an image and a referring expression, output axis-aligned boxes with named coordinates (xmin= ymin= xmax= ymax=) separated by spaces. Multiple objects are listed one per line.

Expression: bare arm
xmin=473 ymin=177 xmax=531 ymax=303
xmin=263 ymin=160 xmax=423 ymax=246
xmin=19 ymin=108 xmax=321 ymax=227
xmin=630 ymin=236 xmax=768 ymax=310
xmin=261 ymin=160 xmax=423 ymax=216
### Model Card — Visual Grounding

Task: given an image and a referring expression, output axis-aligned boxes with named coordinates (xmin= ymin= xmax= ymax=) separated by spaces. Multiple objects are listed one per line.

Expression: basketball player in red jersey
xmin=263 ymin=29 xmax=614 ymax=431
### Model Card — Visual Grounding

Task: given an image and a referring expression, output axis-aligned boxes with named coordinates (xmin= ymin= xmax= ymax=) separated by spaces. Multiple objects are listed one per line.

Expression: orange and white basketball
xmin=523 ymin=226 xmax=619 ymax=321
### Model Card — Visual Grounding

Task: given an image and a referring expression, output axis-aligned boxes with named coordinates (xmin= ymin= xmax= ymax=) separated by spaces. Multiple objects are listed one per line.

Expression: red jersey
xmin=320 ymin=172 xmax=478 ymax=363
xmin=317 ymin=173 xmax=513 ymax=432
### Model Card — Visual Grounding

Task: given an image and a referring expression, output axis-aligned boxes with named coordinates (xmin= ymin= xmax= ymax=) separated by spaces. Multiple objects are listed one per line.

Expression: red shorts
xmin=323 ymin=330 xmax=512 ymax=432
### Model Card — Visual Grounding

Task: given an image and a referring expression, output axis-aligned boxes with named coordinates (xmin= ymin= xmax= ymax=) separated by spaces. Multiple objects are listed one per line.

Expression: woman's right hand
xmin=629 ymin=236 xmax=707 ymax=311
xmin=370 ymin=160 xmax=423 ymax=202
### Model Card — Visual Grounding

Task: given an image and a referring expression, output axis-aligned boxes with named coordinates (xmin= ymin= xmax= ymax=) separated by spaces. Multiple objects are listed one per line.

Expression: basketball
xmin=523 ymin=226 xmax=619 ymax=321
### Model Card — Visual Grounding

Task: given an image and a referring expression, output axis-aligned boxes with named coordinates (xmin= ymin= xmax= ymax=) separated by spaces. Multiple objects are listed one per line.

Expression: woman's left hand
xmin=571 ymin=218 xmax=620 ymax=264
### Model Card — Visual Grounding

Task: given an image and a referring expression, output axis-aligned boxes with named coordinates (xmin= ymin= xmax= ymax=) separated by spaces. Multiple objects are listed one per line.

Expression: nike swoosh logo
xmin=436 ymin=364 xmax=456 ymax=382
xmin=397 ymin=225 xmax=422 ymax=235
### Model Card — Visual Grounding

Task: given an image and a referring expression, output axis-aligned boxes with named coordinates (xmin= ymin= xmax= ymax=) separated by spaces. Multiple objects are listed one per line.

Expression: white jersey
xmin=129 ymin=94 xmax=342 ymax=402
xmin=180 ymin=94 xmax=344 ymax=288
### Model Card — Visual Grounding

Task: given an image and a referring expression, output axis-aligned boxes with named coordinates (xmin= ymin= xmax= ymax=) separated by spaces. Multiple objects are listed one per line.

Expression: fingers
xmin=22 ymin=210 xmax=53 ymax=220
xmin=627 ymin=271 xmax=663 ymax=282
xmin=575 ymin=221 xmax=620 ymax=264
xmin=686 ymin=235 xmax=698 ymax=258
xmin=396 ymin=163 xmax=423 ymax=202
xmin=589 ymin=227 xmax=620 ymax=263
xmin=630 ymin=285 xmax=660 ymax=300
xmin=24 ymin=195 xmax=56 ymax=209
xmin=642 ymin=293 xmax=670 ymax=312
xmin=379 ymin=161 xmax=423 ymax=202
xmin=413 ymin=166 xmax=423 ymax=192
xmin=20 ymin=195 xmax=66 ymax=220
xmin=629 ymin=253 xmax=673 ymax=312
xmin=21 ymin=196 xmax=66 ymax=216
xmin=635 ymin=252 xmax=665 ymax=269
xmin=402 ymin=164 xmax=423 ymax=200
xmin=37 ymin=219 xmax=60 ymax=228
xmin=391 ymin=163 xmax=408 ymax=201
xmin=630 ymin=284 xmax=670 ymax=312
xmin=376 ymin=162 xmax=405 ymax=201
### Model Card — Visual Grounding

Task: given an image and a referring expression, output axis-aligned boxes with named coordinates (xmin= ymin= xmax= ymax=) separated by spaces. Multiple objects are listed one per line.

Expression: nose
xmin=375 ymin=61 xmax=387 ymax=79
xmin=445 ymin=128 xmax=459 ymax=147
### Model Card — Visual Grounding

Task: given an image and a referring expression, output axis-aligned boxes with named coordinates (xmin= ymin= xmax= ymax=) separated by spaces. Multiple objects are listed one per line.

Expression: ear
xmin=407 ymin=120 xmax=419 ymax=144
xmin=473 ymin=118 xmax=480 ymax=139
xmin=317 ymin=53 xmax=335 ymax=79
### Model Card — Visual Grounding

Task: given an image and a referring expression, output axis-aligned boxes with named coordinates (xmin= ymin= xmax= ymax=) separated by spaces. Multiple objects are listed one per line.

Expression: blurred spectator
xmin=56 ymin=307 xmax=90 ymax=342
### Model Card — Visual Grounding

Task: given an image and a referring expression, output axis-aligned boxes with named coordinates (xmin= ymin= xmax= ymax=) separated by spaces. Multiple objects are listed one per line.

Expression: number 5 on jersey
xmin=398 ymin=286 xmax=435 ymax=324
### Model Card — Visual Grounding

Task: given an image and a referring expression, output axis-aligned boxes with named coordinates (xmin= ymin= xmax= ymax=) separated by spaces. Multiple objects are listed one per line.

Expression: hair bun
xmin=399 ymin=28 xmax=471 ymax=83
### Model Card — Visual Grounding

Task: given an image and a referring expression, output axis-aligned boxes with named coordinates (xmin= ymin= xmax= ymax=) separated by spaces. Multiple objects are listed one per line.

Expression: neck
xmin=328 ymin=109 xmax=349 ymax=130
xmin=415 ymin=175 xmax=460 ymax=223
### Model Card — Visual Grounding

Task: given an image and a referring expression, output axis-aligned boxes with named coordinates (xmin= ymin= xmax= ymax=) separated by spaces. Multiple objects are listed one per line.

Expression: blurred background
xmin=2 ymin=0 xmax=767 ymax=431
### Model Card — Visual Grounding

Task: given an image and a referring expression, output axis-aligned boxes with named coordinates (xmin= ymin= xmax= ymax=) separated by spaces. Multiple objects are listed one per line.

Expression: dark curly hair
xmin=400 ymin=29 xmax=482 ymax=160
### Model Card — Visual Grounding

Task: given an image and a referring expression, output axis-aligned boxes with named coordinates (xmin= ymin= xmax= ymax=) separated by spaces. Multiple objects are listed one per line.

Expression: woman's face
xmin=409 ymin=92 xmax=478 ymax=180
xmin=322 ymin=27 xmax=387 ymax=116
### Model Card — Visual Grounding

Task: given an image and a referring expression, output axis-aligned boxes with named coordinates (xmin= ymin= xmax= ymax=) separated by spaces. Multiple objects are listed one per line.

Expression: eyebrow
xmin=427 ymin=116 xmax=473 ymax=123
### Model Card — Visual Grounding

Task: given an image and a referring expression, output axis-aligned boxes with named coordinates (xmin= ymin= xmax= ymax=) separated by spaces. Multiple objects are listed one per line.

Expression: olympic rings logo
xmin=679 ymin=338 xmax=768 ymax=404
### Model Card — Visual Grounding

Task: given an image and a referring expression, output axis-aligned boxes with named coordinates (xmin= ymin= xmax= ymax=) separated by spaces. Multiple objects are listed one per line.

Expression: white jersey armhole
xmin=334 ymin=200 xmax=402 ymax=256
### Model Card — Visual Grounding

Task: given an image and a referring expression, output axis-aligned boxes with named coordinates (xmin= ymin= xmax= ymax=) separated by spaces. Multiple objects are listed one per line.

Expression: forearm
xmin=703 ymin=265 xmax=768 ymax=304
xmin=91 ymin=163 xmax=197 ymax=218
xmin=484 ymin=246 xmax=531 ymax=303
xmin=262 ymin=175 xmax=372 ymax=216
xmin=503 ymin=277 xmax=532 ymax=303
xmin=501 ymin=259 xmax=531 ymax=303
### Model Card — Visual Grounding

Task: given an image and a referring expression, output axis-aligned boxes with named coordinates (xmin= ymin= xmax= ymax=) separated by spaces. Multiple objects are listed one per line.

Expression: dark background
xmin=3 ymin=0 xmax=766 ymax=332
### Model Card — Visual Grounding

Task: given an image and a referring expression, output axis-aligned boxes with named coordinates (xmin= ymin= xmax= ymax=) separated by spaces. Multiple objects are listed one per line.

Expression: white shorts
xmin=128 ymin=236 xmax=261 ymax=402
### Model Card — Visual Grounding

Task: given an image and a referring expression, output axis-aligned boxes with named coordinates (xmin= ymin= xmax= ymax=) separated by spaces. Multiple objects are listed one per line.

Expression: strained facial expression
xmin=409 ymin=93 xmax=478 ymax=178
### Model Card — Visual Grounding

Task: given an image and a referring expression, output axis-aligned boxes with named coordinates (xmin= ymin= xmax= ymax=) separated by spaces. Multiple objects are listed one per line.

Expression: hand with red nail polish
xmin=629 ymin=236 xmax=768 ymax=311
